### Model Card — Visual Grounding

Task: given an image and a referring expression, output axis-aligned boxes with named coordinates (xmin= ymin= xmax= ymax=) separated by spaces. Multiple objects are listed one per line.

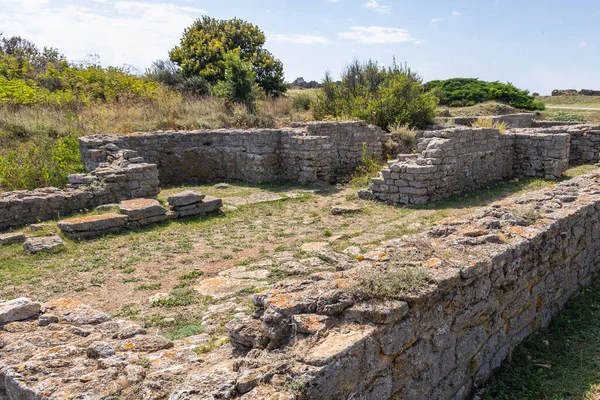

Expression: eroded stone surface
xmin=0 ymin=298 xmax=41 ymax=325
xmin=194 ymin=277 xmax=260 ymax=299
xmin=167 ymin=190 xmax=206 ymax=207
xmin=23 ymin=235 xmax=64 ymax=254
xmin=0 ymin=232 xmax=26 ymax=246
xmin=119 ymin=198 xmax=166 ymax=221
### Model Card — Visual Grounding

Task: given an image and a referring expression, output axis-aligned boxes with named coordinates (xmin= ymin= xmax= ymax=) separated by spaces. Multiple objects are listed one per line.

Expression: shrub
xmin=312 ymin=60 xmax=438 ymax=130
xmin=425 ymin=78 xmax=545 ymax=111
xmin=292 ymin=93 xmax=311 ymax=111
xmin=548 ymin=111 xmax=585 ymax=122
xmin=212 ymin=51 xmax=258 ymax=108
xmin=179 ymin=76 xmax=211 ymax=97
xmin=471 ymin=118 xmax=508 ymax=133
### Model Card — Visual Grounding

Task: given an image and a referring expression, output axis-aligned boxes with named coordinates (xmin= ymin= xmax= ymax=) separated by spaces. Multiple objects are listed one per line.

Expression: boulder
xmin=23 ymin=235 xmax=65 ymax=254
xmin=0 ymin=298 xmax=41 ymax=324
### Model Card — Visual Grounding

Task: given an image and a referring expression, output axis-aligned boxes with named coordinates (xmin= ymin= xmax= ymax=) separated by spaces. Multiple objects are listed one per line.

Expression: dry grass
xmin=471 ymin=118 xmax=508 ymax=133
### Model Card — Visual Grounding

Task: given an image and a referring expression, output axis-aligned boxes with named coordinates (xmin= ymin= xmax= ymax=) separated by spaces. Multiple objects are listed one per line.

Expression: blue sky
xmin=1 ymin=0 xmax=598 ymax=94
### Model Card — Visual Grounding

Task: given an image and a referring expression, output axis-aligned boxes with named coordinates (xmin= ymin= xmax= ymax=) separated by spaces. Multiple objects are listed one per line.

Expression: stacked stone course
xmin=79 ymin=121 xmax=385 ymax=186
xmin=366 ymin=126 xmax=573 ymax=204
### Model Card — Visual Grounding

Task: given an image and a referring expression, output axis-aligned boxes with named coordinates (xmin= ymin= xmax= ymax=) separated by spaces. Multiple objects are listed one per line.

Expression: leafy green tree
xmin=212 ymin=51 xmax=257 ymax=107
xmin=169 ymin=16 xmax=286 ymax=96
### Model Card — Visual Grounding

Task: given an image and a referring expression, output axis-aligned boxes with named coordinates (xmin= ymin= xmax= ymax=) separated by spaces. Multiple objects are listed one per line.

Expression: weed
xmin=180 ymin=270 xmax=204 ymax=280
xmin=135 ymin=283 xmax=162 ymax=291
xmin=351 ymin=255 xmax=433 ymax=300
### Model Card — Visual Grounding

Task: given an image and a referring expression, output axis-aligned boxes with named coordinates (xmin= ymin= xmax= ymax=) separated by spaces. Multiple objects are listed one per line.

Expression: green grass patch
xmin=482 ymin=276 xmax=600 ymax=399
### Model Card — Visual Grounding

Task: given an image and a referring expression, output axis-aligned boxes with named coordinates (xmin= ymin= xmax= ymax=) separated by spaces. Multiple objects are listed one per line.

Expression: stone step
xmin=118 ymin=198 xmax=166 ymax=221
xmin=172 ymin=196 xmax=223 ymax=217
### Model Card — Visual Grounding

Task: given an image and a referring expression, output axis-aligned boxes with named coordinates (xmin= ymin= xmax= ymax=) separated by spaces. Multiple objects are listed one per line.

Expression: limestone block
xmin=167 ymin=190 xmax=206 ymax=207
xmin=118 ymin=198 xmax=166 ymax=221
xmin=23 ymin=235 xmax=65 ymax=254
xmin=0 ymin=298 xmax=41 ymax=324
xmin=58 ymin=213 xmax=127 ymax=233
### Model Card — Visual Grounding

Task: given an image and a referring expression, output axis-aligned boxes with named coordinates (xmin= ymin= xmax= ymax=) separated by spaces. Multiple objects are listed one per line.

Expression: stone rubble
xmin=0 ymin=233 xmax=25 ymax=246
xmin=168 ymin=191 xmax=223 ymax=218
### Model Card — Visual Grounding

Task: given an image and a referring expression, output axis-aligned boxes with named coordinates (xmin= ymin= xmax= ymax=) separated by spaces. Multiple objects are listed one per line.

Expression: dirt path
xmin=546 ymin=105 xmax=600 ymax=111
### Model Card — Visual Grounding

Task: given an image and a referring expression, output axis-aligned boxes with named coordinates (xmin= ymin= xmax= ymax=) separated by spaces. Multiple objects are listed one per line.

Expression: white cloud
xmin=327 ymin=0 xmax=340 ymax=2
xmin=337 ymin=26 xmax=418 ymax=44
xmin=269 ymin=34 xmax=329 ymax=44
xmin=431 ymin=10 xmax=461 ymax=23
xmin=363 ymin=0 xmax=391 ymax=14
xmin=579 ymin=41 xmax=591 ymax=49
xmin=0 ymin=1 xmax=206 ymax=70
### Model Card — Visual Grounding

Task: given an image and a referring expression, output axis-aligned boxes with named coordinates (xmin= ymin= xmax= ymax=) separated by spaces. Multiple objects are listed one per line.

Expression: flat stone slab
xmin=219 ymin=266 xmax=270 ymax=280
xmin=0 ymin=232 xmax=26 ymax=246
xmin=58 ymin=213 xmax=128 ymax=233
xmin=23 ymin=235 xmax=65 ymax=254
xmin=176 ymin=196 xmax=223 ymax=217
xmin=223 ymin=192 xmax=285 ymax=207
xmin=0 ymin=297 xmax=41 ymax=325
xmin=300 ymin=242 xmax=329 ymax=253
xmin=168 ymin=190 xmax=206 ymax=207
xmin=119 ymin=198 xmax=166 ymax=221
xmin=194 ymin=277 xmax=260 ymax=299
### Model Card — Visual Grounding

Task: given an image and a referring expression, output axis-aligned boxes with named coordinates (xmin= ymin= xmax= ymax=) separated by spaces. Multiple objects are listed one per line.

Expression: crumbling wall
xmin=0 ymin=154 xmax=159 ymax=231
xmin=366 ymin=127 xmax=571 ymax=204
xmin=80 ymin=122 xmax=385 ymax=185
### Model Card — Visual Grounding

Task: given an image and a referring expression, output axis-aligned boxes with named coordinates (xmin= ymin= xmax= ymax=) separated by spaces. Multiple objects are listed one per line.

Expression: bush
xmin=549 ymin=111 xmax=585 ymax=122
xmin=292 ymin=93 xmax=311 ymax=111
xmin=212 ymin=51 xmax=258 ymax=108
xmin=179 ymin=76 xmax=211 ymax=97
xmin=312 ymin=60 xmax=438 ymax=130
xmin=425 ymin=78 xmax=545 ymax=111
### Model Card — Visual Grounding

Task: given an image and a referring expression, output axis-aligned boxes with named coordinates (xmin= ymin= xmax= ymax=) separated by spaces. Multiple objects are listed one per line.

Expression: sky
xmin=1 ymin=0 xmax=599 ymax=95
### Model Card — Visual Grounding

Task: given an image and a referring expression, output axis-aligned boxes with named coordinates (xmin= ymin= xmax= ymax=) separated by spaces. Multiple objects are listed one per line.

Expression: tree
xmin=169 ymin=16 xmax=286 ymax=96
xmin=212 ymin=51 xmax=257 ymax=107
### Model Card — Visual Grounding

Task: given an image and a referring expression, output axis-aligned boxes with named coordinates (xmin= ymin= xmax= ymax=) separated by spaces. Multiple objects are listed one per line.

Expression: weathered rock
xmin=330 ymin=206 xmax=364 ymax=216
xmin=23 ymin=235 xmax=65 ymax=254
xmin=194 ymin=277 xmax=259 ymax=299
xmin=174 ymin=196 xmax=223 ymax=217
xmin=38 ymin=314 xmax=59 ymax=326
xmin=87 ymin=341 xmax=116 ymax=358
xmin=96 ymin=203 xmax=118 ymax=211
xmin=0 ymin=298 xmax=41 ymax=324
xmin=119 ymin=198 xmax=166 ymax=221
xmin=167 ymin=190 xmax=206 ymax=207
xmin=58 ymin=213 xmax=127 ymax=233
xmin=0 ymin=232 xmax=26 ymax=245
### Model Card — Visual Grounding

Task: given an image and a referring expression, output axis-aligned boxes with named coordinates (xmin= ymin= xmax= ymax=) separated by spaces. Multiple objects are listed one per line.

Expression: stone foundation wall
xmin=224 ymin=171 xmax=600 ymax=400
xmin=366 ymin=127 xmax=572 ymax=204
xmin=0 ymin=156 xmax=159 ymax=231
xmin=80 ymin=121 xmax=385 ymax=185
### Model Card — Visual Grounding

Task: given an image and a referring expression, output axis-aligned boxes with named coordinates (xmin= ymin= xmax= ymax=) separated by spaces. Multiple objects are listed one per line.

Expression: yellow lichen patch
xmin=122 ymin=342 xmax=135 ymax=350
xmin=425 ymin=257 xmax=443 ymax=268
xmin=357 ymin=255 xmax=365 ymax=261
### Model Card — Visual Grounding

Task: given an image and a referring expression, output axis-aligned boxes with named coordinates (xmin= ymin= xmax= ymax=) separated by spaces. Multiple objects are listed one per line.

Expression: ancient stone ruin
xmin=3 ymin=118 xmax=600 ymax=399
xmin=0 ymin=121 xmax=384 ymax=232
xmin=365 ymin=123 xmax=600 ymax=205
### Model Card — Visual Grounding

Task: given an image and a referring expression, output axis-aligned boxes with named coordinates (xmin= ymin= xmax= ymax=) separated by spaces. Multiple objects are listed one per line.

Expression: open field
xmin=1 ymin=164 xmax=595 ymax=342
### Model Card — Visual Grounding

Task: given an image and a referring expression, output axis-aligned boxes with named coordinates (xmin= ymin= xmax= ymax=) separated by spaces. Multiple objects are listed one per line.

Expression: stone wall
xmin=0 ymin=154 xmax=159 ymax=231
xmin=224 ymin=170 xmax=600 ymax=399
xmin=365 ymin=127 xmax=571 ymax=204
xmin=511 ymin=124 xmax=600 ymax=165
xmin=80 ymin=121 xmax=385 ymax=185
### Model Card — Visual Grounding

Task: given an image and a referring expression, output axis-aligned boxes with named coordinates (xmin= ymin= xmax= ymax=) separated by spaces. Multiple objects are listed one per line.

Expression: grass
xmin=482 ymin=276 xmax=600 ymax=399
xmin=540 ymin=95 xmax=600 ymax=107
